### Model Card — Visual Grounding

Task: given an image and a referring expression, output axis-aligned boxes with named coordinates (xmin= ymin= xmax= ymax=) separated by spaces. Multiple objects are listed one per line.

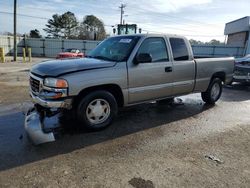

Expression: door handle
xmin=165 ymin=67 xmax=172 ymax=72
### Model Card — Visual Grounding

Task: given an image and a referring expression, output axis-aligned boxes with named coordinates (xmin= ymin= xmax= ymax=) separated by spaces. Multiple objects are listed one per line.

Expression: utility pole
xmin=13 ymin=0 xmax=17 ymax=61
xmin=119 ymin=4 xmax=126 ymax=25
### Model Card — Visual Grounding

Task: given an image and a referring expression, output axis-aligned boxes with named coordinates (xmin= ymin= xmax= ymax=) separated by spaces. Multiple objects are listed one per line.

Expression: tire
xmin=77 ymin=90 xmax=118 ymax=130
xmin=201 ymin=78 xmax=222 ymax=104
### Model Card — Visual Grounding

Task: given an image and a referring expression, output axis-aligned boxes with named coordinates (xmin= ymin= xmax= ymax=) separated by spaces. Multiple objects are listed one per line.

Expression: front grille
xmin=30 ymin=76 xmax=40 ymax=93
xmin=234 ymin=70 xmax=247 ymax=76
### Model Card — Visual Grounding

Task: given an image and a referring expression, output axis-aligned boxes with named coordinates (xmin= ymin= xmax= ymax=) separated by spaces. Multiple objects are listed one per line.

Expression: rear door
xmin=128 ymin=37 xmax=174 ymax=103
xmin=169 ymin=37 xmax=195 ymax=95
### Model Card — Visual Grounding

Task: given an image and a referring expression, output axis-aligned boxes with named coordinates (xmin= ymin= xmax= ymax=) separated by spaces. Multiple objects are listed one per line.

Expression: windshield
xmin=65 ymin=49 xmax=79 ymax=53
xmin=88 ymin=36 xmax=141 ymax=62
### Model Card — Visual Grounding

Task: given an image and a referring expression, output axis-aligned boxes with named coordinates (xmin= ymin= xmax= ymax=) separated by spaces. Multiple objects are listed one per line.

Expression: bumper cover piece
xmin=30 ymin=92 xmax=70 ymax=108
xmin=24 ymin=108 xmax=61 ymax=145
xmin=233 ymin=74 xmax=250 ymax=82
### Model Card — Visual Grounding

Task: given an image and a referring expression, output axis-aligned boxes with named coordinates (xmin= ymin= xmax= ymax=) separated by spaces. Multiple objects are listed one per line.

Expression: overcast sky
xmin=0 ymin=0 xmax=249 ymax=41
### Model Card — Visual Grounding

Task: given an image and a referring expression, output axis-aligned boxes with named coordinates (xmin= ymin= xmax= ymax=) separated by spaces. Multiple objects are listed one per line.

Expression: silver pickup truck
xmin=25 ymin=34 xmax=234 ymax=144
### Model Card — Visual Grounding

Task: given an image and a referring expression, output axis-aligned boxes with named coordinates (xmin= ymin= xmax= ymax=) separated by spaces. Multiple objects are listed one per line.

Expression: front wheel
xmin=77 ymin=90 xmax=118 ymax=130
xmin=201 ymin=78 xmax=222 ymax=105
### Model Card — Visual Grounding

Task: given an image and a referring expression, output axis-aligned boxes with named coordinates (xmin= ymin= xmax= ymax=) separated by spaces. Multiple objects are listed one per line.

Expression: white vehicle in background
xmin=233 ymin=54 xmax=250 ymax=84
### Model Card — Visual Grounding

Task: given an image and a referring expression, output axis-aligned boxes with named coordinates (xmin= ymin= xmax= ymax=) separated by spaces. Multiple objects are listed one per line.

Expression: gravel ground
xmin=0 ymin=61 xmax=249 ymax=188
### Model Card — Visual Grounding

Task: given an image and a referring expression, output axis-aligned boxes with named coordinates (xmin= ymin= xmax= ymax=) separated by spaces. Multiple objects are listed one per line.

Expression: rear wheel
xmin=77 ymin=90 xmax=118 ymax=130
xmin=201 ymin=78 xmax=222 ymax=104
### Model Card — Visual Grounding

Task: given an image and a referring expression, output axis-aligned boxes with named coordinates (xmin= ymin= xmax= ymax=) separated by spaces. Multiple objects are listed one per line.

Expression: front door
xmin=128 ymin=37 xmax=174 ymax=103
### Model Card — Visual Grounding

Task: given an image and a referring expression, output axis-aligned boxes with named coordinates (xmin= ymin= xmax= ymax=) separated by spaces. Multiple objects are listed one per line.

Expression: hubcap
xmin=211 ymin=83 xmax=220 ymax=100
xmin=86 ymin=99 xmax=110 ymax=124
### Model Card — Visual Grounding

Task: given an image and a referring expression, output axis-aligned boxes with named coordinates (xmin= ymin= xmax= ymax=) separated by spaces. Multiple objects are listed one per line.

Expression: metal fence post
xmin=236 ymin=47 xmax=239 ymax=57
xmin=22 ymin=48 xmax=26 ymax=63
xmin=62 ymin=40 xmax=64 ymax=52
xmin=212 ymin=46 xmax=216 ymax=57
xmin=0 ymin=48 xmax=5 ymax=63
xmin=7 ymin=36 xmax=11 ymax=56
xmin=83 ymin=40 xmax=86 ymax=55
xmin=41 ymin=39 xmax=45 ymax=57
xmin=28 ymin=48 xmax=32 ymax=62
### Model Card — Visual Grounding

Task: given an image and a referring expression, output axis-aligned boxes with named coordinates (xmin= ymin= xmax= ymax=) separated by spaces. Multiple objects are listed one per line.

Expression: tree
xmin=189 ymin=39 xmax=204 ymax=45
xmin=206 ymin=39 xmax=224 ymax=45
xmin=190 ymin=39 xmax=224 ymax=45
xmin=29 ymin=29 xmax=41 ymax=38
xmin=79 ymin=15 xmax=106 ymax=40
xmin=44 ymin=11 xmax=78 ymax=39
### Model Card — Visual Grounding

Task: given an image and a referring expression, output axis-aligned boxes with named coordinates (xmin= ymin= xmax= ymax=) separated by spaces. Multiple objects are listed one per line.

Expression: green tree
xmin=206 ymin=39 xmax=224 ymax=45
xmin=79 ymin=15 xmax=106 ymax=40
xmin=189 ymin=39 xmax=204 ymax=45
xmin=44 ymin=11 xmax=78 ymax=39
xmin=29 ymin=29 xmax=41 ymax=38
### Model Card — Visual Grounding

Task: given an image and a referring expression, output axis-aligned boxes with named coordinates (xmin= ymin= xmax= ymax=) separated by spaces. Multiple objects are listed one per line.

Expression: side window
xmin=137 ymin=37 xmax=169 ymax=62
xmin=169 ymin=38 xmax=189 ymax=61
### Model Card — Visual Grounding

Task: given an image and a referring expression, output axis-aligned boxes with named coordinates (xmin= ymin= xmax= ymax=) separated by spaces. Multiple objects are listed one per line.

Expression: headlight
xmin=44 ymin=78 xmax=68 ymax=88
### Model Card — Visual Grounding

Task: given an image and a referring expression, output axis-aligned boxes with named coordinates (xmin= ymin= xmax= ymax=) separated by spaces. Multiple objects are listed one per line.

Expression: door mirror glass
xmin=134 ymin=53 xmax=152 ymax=64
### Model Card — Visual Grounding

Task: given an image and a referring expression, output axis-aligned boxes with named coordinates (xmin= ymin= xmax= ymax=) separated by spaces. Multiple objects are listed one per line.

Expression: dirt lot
xmin=0 ymin=60 xmax=249 ymax=188
xmin=0 ymin=58 xmax=51 ymax=105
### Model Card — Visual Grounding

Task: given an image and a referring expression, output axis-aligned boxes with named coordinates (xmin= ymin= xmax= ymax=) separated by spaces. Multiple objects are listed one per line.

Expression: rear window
xmin=169 ymin=38 xmax=189 ymax=61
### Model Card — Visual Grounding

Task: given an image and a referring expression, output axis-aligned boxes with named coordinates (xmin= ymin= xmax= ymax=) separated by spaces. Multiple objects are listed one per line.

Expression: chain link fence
xmin=0 ymin=35 xmax=246 ymax=58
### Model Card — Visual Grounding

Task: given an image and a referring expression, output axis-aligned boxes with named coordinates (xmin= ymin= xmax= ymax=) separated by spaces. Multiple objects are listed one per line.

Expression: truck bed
xmin=194 ymin=57 xmax=235 ymax=92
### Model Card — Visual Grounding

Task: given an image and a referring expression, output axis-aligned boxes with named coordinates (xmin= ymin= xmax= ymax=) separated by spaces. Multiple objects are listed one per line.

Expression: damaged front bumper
xmin=233 ymin=74 xmax=250 ymax=83
xmin=24 ymin=107 xmax=62 ymax=145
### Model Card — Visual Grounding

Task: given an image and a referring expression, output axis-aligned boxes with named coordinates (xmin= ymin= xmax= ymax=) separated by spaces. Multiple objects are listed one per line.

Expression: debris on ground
xmin=174 ymin=98 xmax=184 ymax=105
xmin=205 ymin=154 xmax=223 ymax=164
xmin=129 ymin=177 xmax=154 ymax=188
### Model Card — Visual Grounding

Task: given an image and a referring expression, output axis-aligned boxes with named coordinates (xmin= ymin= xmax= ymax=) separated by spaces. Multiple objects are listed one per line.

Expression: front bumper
xmin=30 ymin=92 xmax=72 ymax=109
xmin=24 ymin=108 xmax=61 ymax=145
xmin=233 ymin=74 xmax=250 ymax=82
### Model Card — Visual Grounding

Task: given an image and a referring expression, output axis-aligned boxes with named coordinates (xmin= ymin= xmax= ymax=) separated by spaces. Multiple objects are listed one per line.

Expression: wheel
xmin=77 ymin=90 xmax=118 ymax=130
xmin=201 ymin=78 xmax=222 ymax=104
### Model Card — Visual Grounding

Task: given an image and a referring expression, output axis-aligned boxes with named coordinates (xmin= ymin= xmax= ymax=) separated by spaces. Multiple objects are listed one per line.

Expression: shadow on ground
xmin=222 ymin=83 xmax=250 ymax=102
xmin=0 ymin=97 xmax=212 ymax=171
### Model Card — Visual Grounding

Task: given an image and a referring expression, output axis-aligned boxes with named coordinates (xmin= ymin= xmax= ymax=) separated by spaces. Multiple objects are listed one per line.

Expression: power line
xmin=126 ymin=6 xmax=223 ymax=27
xmin=0 ymin=11 xmax=49 ymax=20
xmin=127 ymin=13 xmax=223 ymax=29
xmin=0 ymin=10 xmax=223 ymax=38
xmin=128 ymin=18 xmax=223 ymax=34
xmin=0 ymin=11 xmax=115 ymax=28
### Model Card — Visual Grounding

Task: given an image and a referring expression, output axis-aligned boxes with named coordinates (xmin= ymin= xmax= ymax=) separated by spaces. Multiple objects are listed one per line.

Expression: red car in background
xmin=56 ymin=48 xmax=84 ymax=59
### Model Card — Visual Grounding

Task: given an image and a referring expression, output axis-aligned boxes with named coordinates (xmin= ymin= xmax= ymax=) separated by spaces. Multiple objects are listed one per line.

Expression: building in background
xmin=224 ymin=16 xmax=250 ymax=55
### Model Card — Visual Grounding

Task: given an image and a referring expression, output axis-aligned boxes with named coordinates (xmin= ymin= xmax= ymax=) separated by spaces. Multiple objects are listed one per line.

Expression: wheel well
xmin=211 ymin=72 xmax=226 ymax=83
xmin=73 ymin=84 xmax=124 ymax=108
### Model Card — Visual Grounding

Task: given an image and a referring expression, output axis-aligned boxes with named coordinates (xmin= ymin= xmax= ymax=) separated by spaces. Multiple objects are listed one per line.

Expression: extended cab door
xmin=169 ymin=37 xmax=196 ymax=95
xmin=127 ymin=37 xmax=174 ymax=103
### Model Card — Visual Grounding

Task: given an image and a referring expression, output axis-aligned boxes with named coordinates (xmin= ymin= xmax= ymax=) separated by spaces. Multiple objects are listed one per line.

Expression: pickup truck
xmin=25 ymin=34 xmax=234 ymax=144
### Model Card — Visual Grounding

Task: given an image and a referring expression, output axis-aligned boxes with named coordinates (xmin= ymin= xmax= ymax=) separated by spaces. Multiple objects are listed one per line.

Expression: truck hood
xmin=31 ymin=58 xmax=117 ymax=77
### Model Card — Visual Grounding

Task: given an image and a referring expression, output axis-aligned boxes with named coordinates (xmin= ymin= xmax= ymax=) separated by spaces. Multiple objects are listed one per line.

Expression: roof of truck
xmin=112 ymin=33 xmax=187 ymax=38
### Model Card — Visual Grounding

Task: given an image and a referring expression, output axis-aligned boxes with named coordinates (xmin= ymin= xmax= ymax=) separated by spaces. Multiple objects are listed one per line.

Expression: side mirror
xmin=134 ymin=53 xmax=152 ymax=64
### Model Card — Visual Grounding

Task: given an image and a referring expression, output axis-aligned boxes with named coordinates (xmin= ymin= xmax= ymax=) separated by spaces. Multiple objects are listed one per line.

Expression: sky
xmin=0 ymin=0 xmax=249 ymax=42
